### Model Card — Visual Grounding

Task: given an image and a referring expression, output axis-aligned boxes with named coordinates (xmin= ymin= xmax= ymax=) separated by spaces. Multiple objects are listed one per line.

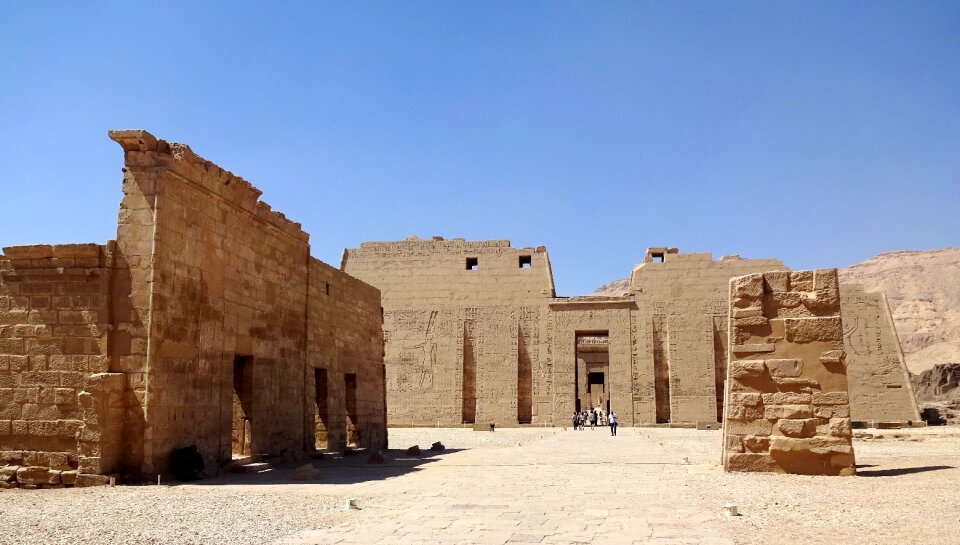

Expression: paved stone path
xmin=274 ymin=428 xmax=733 ymax=545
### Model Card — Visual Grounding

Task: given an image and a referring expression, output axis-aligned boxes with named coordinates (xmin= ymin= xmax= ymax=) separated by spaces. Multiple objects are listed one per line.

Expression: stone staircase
xmin=230 ymin=454 xmax=273 ymax=474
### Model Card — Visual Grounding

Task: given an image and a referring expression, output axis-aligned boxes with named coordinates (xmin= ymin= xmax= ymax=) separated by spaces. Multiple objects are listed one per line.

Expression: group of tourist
xmin=571 ymin=408 xmax=618 ymax=436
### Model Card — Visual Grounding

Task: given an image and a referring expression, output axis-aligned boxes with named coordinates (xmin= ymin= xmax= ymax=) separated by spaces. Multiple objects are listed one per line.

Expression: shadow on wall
xmin=192 ymin=448 xmax=467 ymax=487
xmin=855 ymin=465 xmax=955 ymax=477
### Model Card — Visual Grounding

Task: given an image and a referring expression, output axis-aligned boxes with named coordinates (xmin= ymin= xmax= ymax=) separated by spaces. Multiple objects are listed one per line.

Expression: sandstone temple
xmin=342 ymin=239 xmax=920 ymax=430
xmin=1 ymin=129 xmax=922 ymax=484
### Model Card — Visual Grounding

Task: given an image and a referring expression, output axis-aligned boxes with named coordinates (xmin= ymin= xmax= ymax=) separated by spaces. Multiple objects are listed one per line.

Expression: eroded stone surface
xmin=722 ymin=270 xmax=857 ymax=475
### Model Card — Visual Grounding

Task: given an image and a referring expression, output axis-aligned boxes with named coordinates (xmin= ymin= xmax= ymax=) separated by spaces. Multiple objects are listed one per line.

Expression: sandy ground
xmin=1 ymin=426 xmax=957 ymax=545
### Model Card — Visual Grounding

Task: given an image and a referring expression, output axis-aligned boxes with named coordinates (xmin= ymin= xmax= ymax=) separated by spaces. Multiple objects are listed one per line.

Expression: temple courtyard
xmin=3 ymin=427 xmax=958 ymax=545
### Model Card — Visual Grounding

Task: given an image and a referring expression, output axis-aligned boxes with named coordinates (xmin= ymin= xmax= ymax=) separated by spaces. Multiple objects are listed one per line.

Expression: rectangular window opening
xmin=652 ymin=253 xmax=664 ymax=263
xmin=519 ymin=255 xmax=532 ymax=268
xmin=325 ymin=282 xmax=330 ymax=295
xmin=466 ymin=257 xmax=479 ymax=271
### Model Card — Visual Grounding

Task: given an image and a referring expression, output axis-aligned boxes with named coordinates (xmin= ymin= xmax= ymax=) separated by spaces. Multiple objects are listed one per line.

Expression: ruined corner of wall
xmin=722 ymin=269 xmax=856 ymax=476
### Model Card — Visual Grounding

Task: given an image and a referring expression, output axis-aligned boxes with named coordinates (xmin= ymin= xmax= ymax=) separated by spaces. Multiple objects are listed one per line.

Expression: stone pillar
xmin=722 ymin=269 xmax=855 ymax=476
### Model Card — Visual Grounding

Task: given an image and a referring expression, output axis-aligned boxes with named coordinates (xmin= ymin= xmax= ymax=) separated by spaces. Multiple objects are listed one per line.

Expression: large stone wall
xmin=112 ymin=130 xmax=315 ymax=474
xmin=1 ymin=130 xmax=387 ymax=485
xmin=306 ymin=259 xmax=386 ymax=451
xmin=722 ymin=270 xmax=856 ymax=475
xmin=344 ymin=241 xmax=919 ymax=429
xmin=343 ymin=240 xmax=554 ymax=426
xmin=0 ymin=244 xmax=125 ymax=486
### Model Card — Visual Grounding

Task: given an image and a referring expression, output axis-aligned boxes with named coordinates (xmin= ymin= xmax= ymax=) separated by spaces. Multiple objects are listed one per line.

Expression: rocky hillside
xmin=838 ymin=248 xmax=960 ymax=374
xmin=594 ymin=248 xmax=960 ymax=374
xmin=911 ymin=363 xmax=960 ymax=425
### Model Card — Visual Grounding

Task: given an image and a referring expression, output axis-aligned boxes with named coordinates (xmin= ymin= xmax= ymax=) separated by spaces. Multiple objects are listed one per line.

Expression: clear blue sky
xmin=1 ymin=2 xmax=958 ymax=295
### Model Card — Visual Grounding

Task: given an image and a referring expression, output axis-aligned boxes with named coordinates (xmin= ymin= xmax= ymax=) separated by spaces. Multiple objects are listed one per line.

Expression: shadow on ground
xmin=186 ymin=448 xmax=467 ymax=486
xmin=857 ymin=465 xmax=955 ymax=477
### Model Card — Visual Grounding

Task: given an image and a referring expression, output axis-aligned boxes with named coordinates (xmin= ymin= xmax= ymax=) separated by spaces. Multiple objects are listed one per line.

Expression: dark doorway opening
xmin=344 ymin=373 xmax=359 ymax=447
xmin=314 ymin=368 xmax=329 ymax=450
xmin=575 ymin=331 xmax=610 ymax=417
xmin=232 ymin=355 xmax=254 ymax=458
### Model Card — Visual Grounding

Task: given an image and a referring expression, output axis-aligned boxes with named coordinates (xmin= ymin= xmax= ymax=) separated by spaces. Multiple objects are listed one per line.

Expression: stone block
xmin=15 ymin=466 xmax=52 ymax=485
xmin=724 ymin=418 xmax=774 ymax=436
xmin=764 ymin=405 xmax=813 ymax=419
xmin=726 ymin=453 xmax=781 ymax=473
xmin=742 ymin=435 xmax=770 ymax=453
xmin=730 ymin=360 xmax=766 ymax=379
xmin=60 ymin=470 xmax=78 ymax=486
xmin=732 ymin=308 xmax=763 ymax=319
xmin=813 ymin=405 xmax=850 ymax=419
xmin=819 ymin=350 xmax=845 ymax=365
xmin=729 ymin=393 xmax=762 ymax=407
xmin=770 ymin=376 xmax=821 ymax=390
xmin=733 ymin=315 xmax=769 ymax=327
xmin=761 ymin=392 xmax=811 ymax=405
xmin=727 ymin=404 xmax=764 ymax=421
xmin=812 ymin=392 xmax=848 ymax=405
xmin=0 ymin=465 xmax=19 ymax=482
xmin=74 ymin=473 xmax=111 ymax=487
xmin=762 ymin=271 xmax=790 ymax=293
xmin=731 ymin=274 xmax=763 ymax=299
xmin=292 ymin=463 xmax=320 ymax=480
xmin=789 ymin=271 xmax=814 ymax=291
xmin=731 ymin=344 xmax=775 ymax=354
xmin=776 ymin=419 xmax=818 ymax=438
xmin=765 ymin=359 xmax=803 ymax=378
xmin=829 ymin=418 xmax=852 ymax=438
xmin=784 ymin=317 xmax=843 ymax=343
xmin=770 ymin=436 xmax=853 ymax=456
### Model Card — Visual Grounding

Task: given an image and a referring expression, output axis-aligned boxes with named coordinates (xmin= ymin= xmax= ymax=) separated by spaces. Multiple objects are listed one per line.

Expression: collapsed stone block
xmin=723 ymin=269 xmax=855 ymax=476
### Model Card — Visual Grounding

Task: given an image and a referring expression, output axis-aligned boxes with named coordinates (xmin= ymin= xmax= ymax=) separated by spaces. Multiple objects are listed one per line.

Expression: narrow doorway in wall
xmin=344 ymin=373 xmax=359 ymax=447
xmin=314 ymin=368 xmax=329 ymax=450
xmin=232 ymin=355 xmax=254 ymax=458
xmin=462 ymin=321 xmax=477 ymax=424
xmin=575 ymin=332 xmax=610 ymax=417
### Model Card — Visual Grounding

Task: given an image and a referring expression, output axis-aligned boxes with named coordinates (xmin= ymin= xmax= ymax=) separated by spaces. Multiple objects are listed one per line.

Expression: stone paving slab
xmin=273 ymin=429 xmax=732 ymax=545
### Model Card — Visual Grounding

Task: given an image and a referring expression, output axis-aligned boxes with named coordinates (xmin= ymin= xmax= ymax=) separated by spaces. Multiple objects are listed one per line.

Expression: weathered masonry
xmin=0 ymin=130 xmax=386 ymax=487
xmin=342 ymin=240 xmax=920 ymax=428
xmin=722 ymin=270 xmax=856 ymax=475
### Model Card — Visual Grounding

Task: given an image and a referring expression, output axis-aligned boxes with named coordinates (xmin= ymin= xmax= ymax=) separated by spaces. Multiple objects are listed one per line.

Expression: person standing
xmin=609 ymin=411 xmax=618 ymax=436
xmin=590 ymin=410 xmax=597 ymax=430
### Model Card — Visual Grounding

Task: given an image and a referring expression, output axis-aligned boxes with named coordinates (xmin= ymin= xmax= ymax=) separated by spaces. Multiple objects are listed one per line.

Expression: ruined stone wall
xmin=0 ymin=243 xmax=124 ymax=486
xmin=723 ymin=270 xmax=856 ymax=475
xmin=343 ymin=240 xmax=554 ymax=426
xmin=841 ymin=285 xmax=921 ymax=424
xmin=111 ymin=130 xmax=312 ymax=474
xmin=306 ymin=259 xmax=386 ymax=451
xmin=629 ymin=252 xmax=787 ymax=423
